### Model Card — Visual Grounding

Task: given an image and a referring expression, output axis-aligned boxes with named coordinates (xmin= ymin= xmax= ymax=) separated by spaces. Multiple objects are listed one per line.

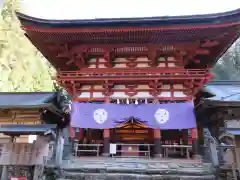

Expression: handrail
xmin=59 ymin=68 xmax=209 ymax=73
xmin=162 ymin=144 xmax=192 ymax=159
xmin=76 ymin=144 xmax=103 ymax=146
xmin=73 ymin=143 xmax=103 ymax=157
xmin=162 ymin=144 xmax=192 ymax=148
xmin=116 ymin=143 xmax=154 ymax=146
xmin=58 ymin=68 xmax=210 ymax=77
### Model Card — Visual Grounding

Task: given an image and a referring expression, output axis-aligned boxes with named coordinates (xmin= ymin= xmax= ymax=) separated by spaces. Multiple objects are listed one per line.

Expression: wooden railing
xmin=73 ymin=143 xmax=103 ymax=157
xmin=71 ymin=143 xmax=194 ymax=159
xmin=112 ymin=143 xmax=152 ymax=158
xmin=162 ymin=144 xmax=192 ymax=159
xmin=57 ymin=68 xmax=210 ymax=78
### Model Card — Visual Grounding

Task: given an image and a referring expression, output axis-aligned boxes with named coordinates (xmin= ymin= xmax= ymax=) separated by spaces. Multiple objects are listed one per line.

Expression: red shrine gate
xmin=16 ymin=9 xmax=240 ymax=159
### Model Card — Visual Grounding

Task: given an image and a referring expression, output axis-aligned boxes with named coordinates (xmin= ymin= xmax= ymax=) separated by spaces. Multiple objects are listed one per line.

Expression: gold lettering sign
xmin=116 ymin=129 xmax=148 ymax=133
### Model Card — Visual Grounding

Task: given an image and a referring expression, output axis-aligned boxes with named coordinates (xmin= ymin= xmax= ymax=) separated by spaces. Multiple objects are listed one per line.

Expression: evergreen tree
xmin=212 ymin=39 xmax=240 ymax=80
xmin=0 ymin=0 xmax=55 ymax=92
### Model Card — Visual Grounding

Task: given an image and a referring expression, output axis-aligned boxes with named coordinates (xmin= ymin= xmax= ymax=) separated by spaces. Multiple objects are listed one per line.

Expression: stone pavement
xmin=57 ymin=157 xmax=216 ymax=180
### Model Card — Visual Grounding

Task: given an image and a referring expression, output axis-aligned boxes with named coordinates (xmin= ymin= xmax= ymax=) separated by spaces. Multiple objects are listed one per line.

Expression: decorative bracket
xmin=102 ymin=81 xmax=114 ymax=96
xmin=149 ymin=80 xmax=162 ymax=96
xmin=126 ymin=57 xmax=137 ymax=68
xmin=103 ymin=48 xmax=114 ymax=68
xmin=125 ymin=84 xmax=138 ymax=96
xmin=148 ymin=46 xmax=157 ymax=67
xmin=70 ymin=45 xmax=89 ymax=69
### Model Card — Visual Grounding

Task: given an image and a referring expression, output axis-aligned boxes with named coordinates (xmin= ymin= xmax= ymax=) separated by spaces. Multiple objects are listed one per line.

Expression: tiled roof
xmin=0 ymin=92 xmax=57 ymax=108
xmin=0 ymin=124 xmax=57 ymax=134
xmin=205 ymin=81 xmax=240 ymax=101
xmin=16 ymin=8 xmax=240 ymax=28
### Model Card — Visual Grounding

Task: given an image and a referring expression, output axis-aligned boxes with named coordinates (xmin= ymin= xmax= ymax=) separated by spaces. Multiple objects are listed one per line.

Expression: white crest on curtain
xmin=93 ymin=109 xmax=108 ymax=124
xmin=154 ymin=109 xmax=169 ymax=124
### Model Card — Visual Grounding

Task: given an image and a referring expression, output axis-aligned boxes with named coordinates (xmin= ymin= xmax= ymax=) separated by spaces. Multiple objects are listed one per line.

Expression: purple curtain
xmin=71 ymin=102 xmax=196 ymax=129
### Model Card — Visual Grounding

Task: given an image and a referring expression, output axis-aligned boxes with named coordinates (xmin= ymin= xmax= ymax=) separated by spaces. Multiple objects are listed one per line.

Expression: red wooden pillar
xmin=191 ymin=128 xmax=200 ymax=158
xmin=103 ymin=129 xmax=110 ymax=156
xmin=103 ymin=97 xmax=110 ymax=156
xmin=75 ymin=128 xmax=83 ymax=140
xmin=69 ymin=126 xmax=75 ymax=138
xmin=153 ymin=129 xmax=162 ymax=157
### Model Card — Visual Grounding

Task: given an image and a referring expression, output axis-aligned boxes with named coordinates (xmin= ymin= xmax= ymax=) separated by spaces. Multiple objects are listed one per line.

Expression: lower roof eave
xmin=202 ymin=99 xmax=240 ymax=107
xmin=0 ymin=124 xmax=57 ymax=136
xmin=0 ymin=103 xmax=52 ymax=109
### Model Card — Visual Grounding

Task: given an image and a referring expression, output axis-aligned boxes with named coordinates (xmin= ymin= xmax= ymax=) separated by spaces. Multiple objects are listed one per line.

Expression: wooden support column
xmin=103 ymin=129 xmax=110 ymax=156
xmin=182 ymin=129 xmax=188 ymax=145
xmin=191 ymin=128 xmax=201 ymax=159
xmin=103 ymin=97 xmax=110 ymax=156
xmin=153 ymin=129 xmax=162 ymax=157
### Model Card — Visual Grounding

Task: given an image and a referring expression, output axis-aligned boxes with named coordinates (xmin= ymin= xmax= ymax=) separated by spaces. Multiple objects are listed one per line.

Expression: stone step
xmin=62 ymin=166 xmax=214 ymax=176
xmin=59 ymin=172 xmax=215 ymax=180
xmin=54 ymin=158 xmax=216 ymax=180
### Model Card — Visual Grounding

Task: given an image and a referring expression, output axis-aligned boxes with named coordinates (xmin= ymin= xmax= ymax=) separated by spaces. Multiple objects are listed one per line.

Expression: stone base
xmin=60 ymin=172 xmax=215 ymax=180
xmin=102 ymin=153 xmax=110 ymax=157
xmin=154 ymin=153 xmax=163 ymax=158
xmin=193 ymin=154 xmax=203 ymax=161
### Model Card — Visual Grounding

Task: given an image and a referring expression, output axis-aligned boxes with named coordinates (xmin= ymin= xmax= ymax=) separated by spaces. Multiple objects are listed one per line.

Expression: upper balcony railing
xmin=57 ymin=68 xmax=211 ymax=81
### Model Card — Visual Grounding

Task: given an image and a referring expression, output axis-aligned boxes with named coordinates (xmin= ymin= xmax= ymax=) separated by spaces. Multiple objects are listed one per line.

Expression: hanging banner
xmin=71 ymin=102 xmax=196 ymax=129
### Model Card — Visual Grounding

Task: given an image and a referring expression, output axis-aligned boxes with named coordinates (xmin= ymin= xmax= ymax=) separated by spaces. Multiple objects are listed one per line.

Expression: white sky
xmin=19 ymin=0 xmax=240 ymax=20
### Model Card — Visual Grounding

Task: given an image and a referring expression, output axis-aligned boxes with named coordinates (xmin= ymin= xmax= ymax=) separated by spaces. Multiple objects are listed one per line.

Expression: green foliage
xmin=0 ymin=0 xmax=56 ymax=92
xmin=43 ymin=168 xmax=60 ymax=180
xmin=212 ymin=38 xmax=240 ymax=80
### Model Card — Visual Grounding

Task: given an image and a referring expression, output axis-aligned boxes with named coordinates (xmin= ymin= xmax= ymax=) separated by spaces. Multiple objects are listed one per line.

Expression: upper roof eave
xmin=16 ymin=8 xmax=240 ymax=29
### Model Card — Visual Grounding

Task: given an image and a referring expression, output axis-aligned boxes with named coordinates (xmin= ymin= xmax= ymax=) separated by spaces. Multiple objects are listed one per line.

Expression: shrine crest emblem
xmin=93 ymin=109 xmax=108 ymax=124
xmin=154 ymin=108 xmax=169 ymax=124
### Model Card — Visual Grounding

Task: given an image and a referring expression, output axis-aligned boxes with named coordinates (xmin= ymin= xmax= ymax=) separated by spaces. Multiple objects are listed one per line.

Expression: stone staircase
xmin=56 ymin=158 xmax=216 ymax=180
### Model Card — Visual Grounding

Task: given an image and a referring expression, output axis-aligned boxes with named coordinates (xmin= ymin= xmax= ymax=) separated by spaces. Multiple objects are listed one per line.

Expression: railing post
xmin=153 ymin=129 xmax=162 ymax=157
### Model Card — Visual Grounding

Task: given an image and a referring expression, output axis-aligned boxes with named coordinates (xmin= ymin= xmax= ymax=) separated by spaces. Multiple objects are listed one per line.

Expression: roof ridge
xmin=16 ymin=8 xmax=240 ymax=22
xmin=16 ymin=8 xmax=240 ymax=26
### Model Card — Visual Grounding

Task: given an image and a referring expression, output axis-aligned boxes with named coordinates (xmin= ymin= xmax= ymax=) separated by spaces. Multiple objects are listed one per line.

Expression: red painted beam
xmin=72 ymin=97 xmax=192 ymax=102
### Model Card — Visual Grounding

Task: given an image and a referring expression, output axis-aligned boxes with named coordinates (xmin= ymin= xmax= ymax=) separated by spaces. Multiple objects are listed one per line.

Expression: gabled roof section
xmin=16 ymin=8 xmax=240 ymax=28
xmin=0 ymin=92 xmax=57 ymax=109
